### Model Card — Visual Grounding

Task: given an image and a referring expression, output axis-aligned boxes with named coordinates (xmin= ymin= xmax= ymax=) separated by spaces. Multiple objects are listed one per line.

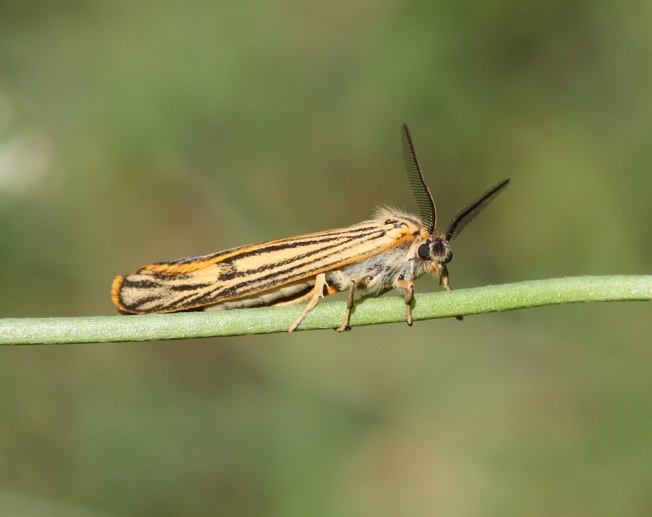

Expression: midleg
xmin=395 ymin=277 xmax=415 ymax=326
xmin=336 ymin=279 xmax=358 ymax=333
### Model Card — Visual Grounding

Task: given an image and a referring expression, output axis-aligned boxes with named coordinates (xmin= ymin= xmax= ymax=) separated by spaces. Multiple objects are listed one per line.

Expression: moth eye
xmin=417 ymin=243 xmax=430 ymax=260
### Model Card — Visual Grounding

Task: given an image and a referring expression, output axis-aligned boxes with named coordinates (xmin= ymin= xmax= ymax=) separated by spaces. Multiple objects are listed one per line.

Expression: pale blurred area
xmin=0 ymin=1 xmax=651 ymax=515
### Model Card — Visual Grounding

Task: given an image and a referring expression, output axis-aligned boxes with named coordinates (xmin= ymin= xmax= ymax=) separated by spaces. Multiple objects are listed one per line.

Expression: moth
xmin=112 ymin=125 xmax=509 ymax=332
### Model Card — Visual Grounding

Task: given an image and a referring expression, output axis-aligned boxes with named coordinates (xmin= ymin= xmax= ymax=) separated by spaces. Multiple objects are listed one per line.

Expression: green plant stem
xmin=0 ymin=275 xmax=649 ymax=345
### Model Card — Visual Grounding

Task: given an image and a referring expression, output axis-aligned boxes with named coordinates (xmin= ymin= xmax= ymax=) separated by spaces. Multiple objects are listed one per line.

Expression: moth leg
xmin=336 ymin=279 xmax=359 ymax=333
xmin=271 ymin=281 xmax=317 ymax=307
xmin=439 ymin=265 xmax=451 ymax=291
xmin=288 ymin=273 xmax=328 ymax=332
xmin=440 ymin=266 xmax=463 ymax=321
xmin=395 ymin=277 xmax=415 ymax=326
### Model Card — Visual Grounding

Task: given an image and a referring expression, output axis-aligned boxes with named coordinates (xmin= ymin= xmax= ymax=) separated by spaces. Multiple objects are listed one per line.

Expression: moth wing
xmin=112 ymin=217 xmax=420 ymax=314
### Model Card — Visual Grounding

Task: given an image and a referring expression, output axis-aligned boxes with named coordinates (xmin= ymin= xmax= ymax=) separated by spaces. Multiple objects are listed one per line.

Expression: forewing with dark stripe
xmin=112 ymin=218 xmax=418 ymax=313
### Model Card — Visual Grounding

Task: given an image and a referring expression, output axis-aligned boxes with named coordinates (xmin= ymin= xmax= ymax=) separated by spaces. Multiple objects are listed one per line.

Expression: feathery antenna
xmin=401 ymin=124 xmax=437 ymax=234
xmin=446 ymin=179 xmax=510 ymax=241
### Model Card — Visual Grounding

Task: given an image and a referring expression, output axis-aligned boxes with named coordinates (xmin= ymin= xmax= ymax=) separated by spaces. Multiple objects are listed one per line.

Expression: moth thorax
xmin=418 ymin=236 xmax=453 ymax=264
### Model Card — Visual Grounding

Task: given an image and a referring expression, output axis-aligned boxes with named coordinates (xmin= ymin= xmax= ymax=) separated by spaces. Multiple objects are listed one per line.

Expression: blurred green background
xmin=0 ymin=0 xmax=650 ymax=515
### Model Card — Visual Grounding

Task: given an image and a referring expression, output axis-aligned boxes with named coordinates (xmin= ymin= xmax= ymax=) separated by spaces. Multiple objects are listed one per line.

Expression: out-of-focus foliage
xmin=0 ymin=1 xmax=650 ymax=515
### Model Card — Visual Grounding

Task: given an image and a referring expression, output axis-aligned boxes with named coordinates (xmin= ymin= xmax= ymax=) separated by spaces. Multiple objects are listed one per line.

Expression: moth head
xmin=417 ymin=236 xmax=453 ymax=265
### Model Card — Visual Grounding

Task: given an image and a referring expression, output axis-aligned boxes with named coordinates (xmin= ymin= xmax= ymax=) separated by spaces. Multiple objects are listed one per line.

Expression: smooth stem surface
xmin=0 ymin=275 xmax=649 ymax=345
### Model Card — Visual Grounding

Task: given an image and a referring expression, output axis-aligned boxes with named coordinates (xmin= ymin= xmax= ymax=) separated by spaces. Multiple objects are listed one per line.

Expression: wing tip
xmin=111 ymin=275 xmax=135 ymax=313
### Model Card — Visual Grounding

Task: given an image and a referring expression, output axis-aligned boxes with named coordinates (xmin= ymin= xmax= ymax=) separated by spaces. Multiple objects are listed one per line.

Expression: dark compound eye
xmin=418 ymin=243 xmax=430 ymax=260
